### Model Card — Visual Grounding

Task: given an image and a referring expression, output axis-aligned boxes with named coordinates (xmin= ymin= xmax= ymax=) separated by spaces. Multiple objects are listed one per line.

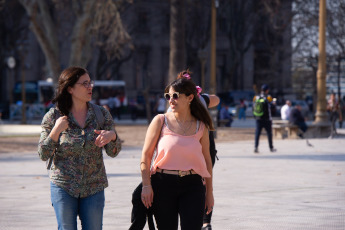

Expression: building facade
xmin=0 ymin=0 xmax=292 ymax=119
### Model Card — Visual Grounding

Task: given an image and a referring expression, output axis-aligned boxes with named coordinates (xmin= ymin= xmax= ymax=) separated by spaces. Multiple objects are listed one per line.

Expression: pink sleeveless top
xmin=151 ymin=114 xmax=211 ymax=178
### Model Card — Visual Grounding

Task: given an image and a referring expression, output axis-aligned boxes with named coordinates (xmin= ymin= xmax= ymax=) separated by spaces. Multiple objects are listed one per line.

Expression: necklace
xmin=173 ymin=113 xmax=193 ymax=135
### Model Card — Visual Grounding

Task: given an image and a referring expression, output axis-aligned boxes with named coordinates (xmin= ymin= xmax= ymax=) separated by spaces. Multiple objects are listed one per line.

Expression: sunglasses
xmin=164 ymin=92 xmax=181 ymax=101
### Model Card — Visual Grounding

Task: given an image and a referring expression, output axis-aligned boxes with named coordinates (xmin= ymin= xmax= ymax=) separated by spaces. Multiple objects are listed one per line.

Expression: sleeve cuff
xmin=46 ymin=136 xmax=58 ymax=148
xmin=105 ymin=130 xmax=122 ymax=157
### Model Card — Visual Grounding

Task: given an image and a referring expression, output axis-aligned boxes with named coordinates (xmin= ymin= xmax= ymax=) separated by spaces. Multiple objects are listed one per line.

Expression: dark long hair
xmin=51 ymin=66 xmax=89 ymax=116
xmin=165 ymin=76 xmax=215 ymax=131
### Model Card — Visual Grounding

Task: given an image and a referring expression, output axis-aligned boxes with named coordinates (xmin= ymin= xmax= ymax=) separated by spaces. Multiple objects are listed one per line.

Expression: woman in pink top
xmin=140 ymin=71 xmax=214 ymax=230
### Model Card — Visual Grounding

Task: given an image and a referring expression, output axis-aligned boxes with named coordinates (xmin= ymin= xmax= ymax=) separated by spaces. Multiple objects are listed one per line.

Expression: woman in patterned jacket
xmin=38 ymin=66 xmax=121 ymax=230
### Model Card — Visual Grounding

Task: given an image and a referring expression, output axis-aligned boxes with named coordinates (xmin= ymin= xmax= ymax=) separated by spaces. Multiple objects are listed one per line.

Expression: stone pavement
xmin=0 ymin=132 xmax=344 ymax=229
xmin=0 ymin=119 xmax=344 ymax=229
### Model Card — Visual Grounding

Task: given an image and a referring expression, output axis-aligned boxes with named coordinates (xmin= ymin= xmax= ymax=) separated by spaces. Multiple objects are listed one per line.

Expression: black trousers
xmin=151 ymin=172 xmax=205 ymax=230
xmin=255 ymin=119 xmax=273 ymax=149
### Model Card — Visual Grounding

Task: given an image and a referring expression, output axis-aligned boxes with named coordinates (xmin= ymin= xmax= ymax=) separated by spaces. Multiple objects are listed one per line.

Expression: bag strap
xmin=151 ymin=114 xmax=165 ymax=165
xmin=201 ymin=94 xmax=210 ymax=107
xmin=90 ymin=103 xmax=105 ymax=130
xmin=46 ymin=108 xmax=61 ymax=170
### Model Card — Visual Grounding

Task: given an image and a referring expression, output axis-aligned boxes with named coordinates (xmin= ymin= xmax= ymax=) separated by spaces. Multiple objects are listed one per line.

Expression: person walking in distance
xmin=327 ymin=93 xmax=342 ymax=137
xmin=253 ymin=84 xmax=276 ymax=153
xmin=199 ymin=93 xmax=219 ymax=230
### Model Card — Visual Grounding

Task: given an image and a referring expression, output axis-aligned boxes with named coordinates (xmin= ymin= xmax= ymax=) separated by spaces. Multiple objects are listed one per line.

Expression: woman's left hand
xmin=94 ymin=130 xmax=116 ymax=147
xmin=205 ymin=191 xmax=214 ymax=215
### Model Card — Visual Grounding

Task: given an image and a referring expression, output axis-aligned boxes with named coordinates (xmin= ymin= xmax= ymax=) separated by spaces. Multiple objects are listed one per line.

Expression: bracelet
xmin=142 ymin=185 xmax=152 ymax=189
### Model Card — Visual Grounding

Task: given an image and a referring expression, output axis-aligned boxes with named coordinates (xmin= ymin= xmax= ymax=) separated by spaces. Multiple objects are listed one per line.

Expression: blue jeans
xmin=238 ymin=108 xmax=246 ymax=120
xmin=50 ymin=182 xmax=105 ymax=230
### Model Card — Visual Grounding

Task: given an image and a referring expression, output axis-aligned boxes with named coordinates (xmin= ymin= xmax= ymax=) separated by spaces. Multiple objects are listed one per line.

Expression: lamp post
xmin=210 ymin=0 xmax=218 ymax=136
xmin=210 ymin=0 xmax=217 ymax=95
xmin=198 ymin=49 xmax=208 ymax=90
xmin=20 ymin=51 xmax=27 ymax=124
xmin=314 ymin=0 xmax=329 ymax=124
xmin=6 ymin=57 xmax=16 ymax=105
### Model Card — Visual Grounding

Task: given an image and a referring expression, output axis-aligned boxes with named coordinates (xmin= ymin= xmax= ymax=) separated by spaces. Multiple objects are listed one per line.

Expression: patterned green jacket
xmin=38 ymin=103 xmax=122 ymax=198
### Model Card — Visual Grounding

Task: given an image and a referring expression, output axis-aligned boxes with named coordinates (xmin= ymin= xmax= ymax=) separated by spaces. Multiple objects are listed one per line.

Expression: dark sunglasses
xmin=164 ymin=92 xmax=181 ymax=101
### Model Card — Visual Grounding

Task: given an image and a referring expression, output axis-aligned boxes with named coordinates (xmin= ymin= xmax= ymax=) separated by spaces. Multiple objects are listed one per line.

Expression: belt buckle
xmin=178 ymin=170 xmax=185 ymax=177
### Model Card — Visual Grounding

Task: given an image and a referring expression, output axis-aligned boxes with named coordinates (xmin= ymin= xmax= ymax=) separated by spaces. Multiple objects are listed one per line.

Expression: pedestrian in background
xmin=280 ymin=100 xmax=292 ymax=120
xmin=140 ymin=74 xmax=214 ymax=230
xmin=238 ymin=98 xmax=247 ymax=120
xmin=219 ymin=103 xmax=233 ymax=127
xmin=289 ymin=104 xmax=308 ymax=138
xmin=338 ymin=95 xmax=345 ymax=129
xmin=199 ymin=92 xmax=219 ymax=230
xmin=327 ymin=93 xmax=342 ymax=137
xmin=253 ymin=84 xmax=276 ymax=153
xmin=155 ymin=95 xmax=166 ymax=115
xmin=38 ymin=66 xmax=122 ymax=230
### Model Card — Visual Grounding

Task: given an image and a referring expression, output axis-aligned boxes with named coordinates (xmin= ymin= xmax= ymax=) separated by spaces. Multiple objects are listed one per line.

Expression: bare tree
xmin=184 ymin=0 xmax=211 ymax=84
xmin=168 ymin=0 xmax=186 ymax=84
xmin=292 ymin=0 xmax=345 ymax=107
xmin=18 ymin=0 xmax=131 ymax=81
xmin=327 ymin=1 xmax=345 ymax=101
xmin=94 ymin=1 xmax=134 ymax=80
xmin=219 ymin=0 xmax=256 ymax=90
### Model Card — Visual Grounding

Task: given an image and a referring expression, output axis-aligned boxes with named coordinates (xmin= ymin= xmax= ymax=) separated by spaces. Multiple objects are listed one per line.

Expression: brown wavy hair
xmin=165 ymin=70 xmax=214 ymax=130
xmin=51 ymin=66 xmax=89 ymax=116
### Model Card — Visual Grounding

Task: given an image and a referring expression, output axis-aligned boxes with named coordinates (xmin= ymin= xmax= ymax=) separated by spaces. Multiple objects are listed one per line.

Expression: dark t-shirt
xmin=289 ymin=108 xmax=304 ymax=124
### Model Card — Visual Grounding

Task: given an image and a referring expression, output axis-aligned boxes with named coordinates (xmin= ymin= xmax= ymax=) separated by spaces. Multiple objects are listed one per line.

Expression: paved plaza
xmin=0 ymin=122 xmax=344 ymax=229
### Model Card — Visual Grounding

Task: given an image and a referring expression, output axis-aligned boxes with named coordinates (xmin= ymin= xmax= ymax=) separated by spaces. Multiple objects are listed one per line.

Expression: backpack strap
xmin=200 ymin=94 xmax=218 ymax=164
xmin=152 ymin=114 xmax=165 ymax=161
xmin=90 ymin=103 xmax=105 ymax=130
xmin=201 ymin=94 xmax=210 ymax=107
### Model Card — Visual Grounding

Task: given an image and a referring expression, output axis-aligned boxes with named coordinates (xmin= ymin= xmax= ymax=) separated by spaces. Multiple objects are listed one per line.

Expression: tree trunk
xmin=19 ymin=0 xmax=60 ymax=81
xmin=168 ymin=0 xmax=186 ymax=84
xmin=18 ymin=0 xmax=129 ymax=83
xmin=69 ymin=0 xmax=96 ymax=67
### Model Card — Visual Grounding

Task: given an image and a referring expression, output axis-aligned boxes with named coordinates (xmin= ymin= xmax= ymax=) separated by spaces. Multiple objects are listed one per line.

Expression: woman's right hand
xmin=49 ymin=116 xmax=69 ymax=142
xmin=141 ymin=184 xmax=154 ymax=209
xmin=55 ymin=116 xmax=69 ymax=133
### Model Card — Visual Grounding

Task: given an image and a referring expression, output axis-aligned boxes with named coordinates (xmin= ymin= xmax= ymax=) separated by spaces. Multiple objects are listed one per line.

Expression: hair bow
xmin=182 ymin=74 xmax=191 ymax=80
xmin=196 ymin=86 xmax=202 ymax=96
